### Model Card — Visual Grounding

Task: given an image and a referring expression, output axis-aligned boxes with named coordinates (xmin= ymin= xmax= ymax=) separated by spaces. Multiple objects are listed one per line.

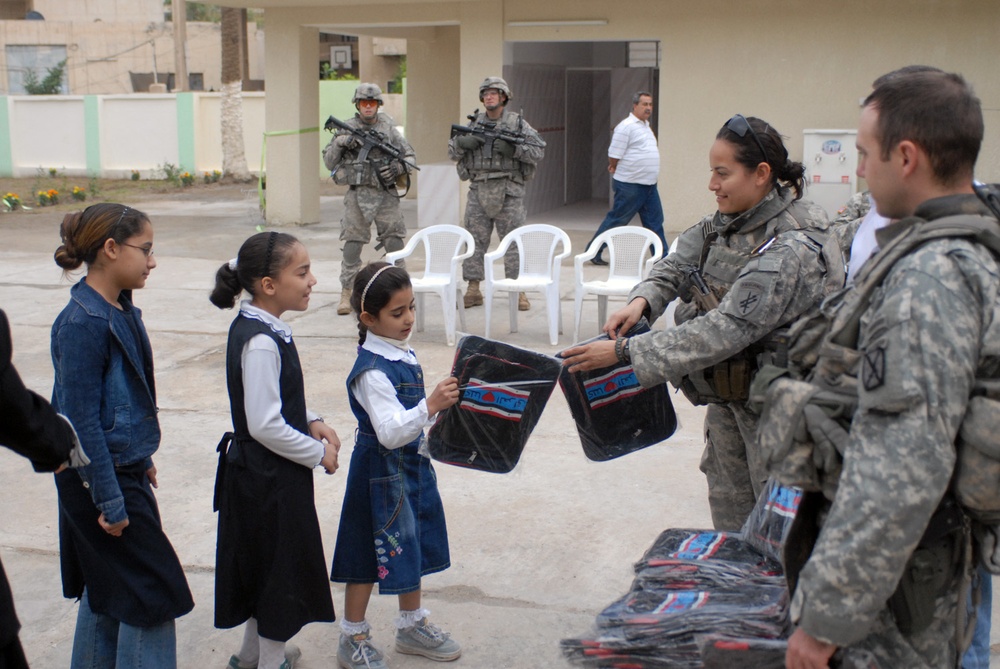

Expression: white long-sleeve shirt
xmin=351 ymin=334 xmax=433 ymax=450
xmin=239 ymin=301 xmax=324 ymax=467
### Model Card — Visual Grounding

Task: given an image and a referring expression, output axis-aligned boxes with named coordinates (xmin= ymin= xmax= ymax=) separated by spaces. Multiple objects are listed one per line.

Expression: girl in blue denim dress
xmin=210 ymin=232 xmax=341 ymax=669
xmin=50 ymin=203 xmax=194 ymax=668
xmin=331 ymin=262 xmax=462 ymax=669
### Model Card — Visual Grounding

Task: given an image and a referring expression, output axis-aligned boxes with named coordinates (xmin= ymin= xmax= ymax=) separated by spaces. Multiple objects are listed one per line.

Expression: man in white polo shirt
xmin=587 ymin=91 xmax=668 ymax=265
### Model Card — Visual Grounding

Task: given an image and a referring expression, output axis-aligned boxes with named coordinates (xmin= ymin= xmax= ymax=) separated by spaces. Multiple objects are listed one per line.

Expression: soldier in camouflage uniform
xmin=770 ymin=70 xmax=993 ymax=668
xmin=561 ymin=115 xmax=839 ymax=531
xmin=324 ymin=83 xmax=415 ymax=315
xmin=448 ymin=76 xmax=545 ymax=311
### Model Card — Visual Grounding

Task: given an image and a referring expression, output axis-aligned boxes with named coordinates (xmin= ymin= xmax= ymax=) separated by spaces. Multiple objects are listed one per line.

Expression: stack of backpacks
xmin=560 ymin=481 xmax=801 ymax=669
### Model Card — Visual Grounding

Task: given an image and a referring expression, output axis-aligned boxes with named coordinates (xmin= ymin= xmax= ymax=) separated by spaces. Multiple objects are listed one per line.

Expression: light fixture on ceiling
xmin=507 ymin=19 xmax=608 ymax=27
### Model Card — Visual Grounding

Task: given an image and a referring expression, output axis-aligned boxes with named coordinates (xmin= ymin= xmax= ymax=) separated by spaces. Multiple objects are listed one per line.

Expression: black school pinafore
xmin=214 ymin=315 xmax=335 ymax=642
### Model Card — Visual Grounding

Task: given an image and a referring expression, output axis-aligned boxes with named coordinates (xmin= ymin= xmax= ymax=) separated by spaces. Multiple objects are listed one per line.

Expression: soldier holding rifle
xmin=448 ymin=76 xmax=545 ymax=311
xmin=324 ymin=83 xmax=416 ymax=315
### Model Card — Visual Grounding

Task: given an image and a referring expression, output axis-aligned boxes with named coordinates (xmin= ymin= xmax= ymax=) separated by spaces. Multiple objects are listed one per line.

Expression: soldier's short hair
xmin=632 ymin=91 xmax=652 ymax=106
xmin=864 ymin=70 xmax=982 ymax=187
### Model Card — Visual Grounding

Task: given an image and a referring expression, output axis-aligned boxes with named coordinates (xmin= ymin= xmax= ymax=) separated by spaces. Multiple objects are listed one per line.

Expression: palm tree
xmin=220 ymin=7 xmax=251 ymax=181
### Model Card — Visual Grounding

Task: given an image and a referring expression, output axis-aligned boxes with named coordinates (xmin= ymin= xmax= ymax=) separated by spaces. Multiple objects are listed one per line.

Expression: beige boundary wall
xmin=0 ymin=81 xmax=406 ymax=180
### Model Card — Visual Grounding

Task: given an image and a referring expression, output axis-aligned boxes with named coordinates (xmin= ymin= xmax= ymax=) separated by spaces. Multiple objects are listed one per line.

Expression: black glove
xmin=493 ymin=139 xmax=516 ymax=158
xmin=455 ymin=135 xmax=485 ymax=151
xmin=379 ymin=162 xmax=402 ymax=183
xmin=335 ymin=134 xmax=362 ymax=150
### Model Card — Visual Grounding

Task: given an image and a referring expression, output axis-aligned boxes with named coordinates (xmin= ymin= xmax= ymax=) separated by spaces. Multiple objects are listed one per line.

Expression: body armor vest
xmin=677 ymin=198 xmax=839 ymax=405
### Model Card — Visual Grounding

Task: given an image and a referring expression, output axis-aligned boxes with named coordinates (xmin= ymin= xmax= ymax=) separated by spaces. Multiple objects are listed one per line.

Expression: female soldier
xmin=562 ymin=114 xmax=842 ymax=530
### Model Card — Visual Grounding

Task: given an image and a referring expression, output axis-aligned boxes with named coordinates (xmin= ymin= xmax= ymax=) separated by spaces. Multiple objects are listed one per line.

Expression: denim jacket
xmin=51 ymin=278 xmax=159 ymax=524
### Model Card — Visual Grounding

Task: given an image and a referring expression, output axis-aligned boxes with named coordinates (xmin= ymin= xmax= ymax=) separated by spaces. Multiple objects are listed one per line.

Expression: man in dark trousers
xmin=0 ymin=308 xmax=85 ymax=668
xmin=586 ymin=91 xmax=668 ymax=265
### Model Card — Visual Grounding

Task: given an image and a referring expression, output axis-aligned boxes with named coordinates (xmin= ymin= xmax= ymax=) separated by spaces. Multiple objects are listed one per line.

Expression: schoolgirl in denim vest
xmin=210 ymin=232 xmax=341 ymax=669
xmin=331 ymin=262 xmax=461 ymax=669
xmin=50 ymin=203 xmax=193 ymax=668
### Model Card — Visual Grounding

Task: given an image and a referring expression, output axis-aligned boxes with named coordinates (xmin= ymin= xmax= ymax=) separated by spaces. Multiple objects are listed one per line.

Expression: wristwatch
xmin=623 ymin=338 xmax=631 ymax=363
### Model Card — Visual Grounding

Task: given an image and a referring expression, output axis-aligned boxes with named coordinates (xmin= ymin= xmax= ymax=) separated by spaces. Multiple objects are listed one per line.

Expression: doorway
xmin=502 ymin=41 xmax=659 ymax=217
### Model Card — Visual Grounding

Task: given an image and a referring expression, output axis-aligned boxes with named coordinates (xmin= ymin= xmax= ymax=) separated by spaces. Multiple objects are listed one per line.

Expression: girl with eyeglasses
xmin=50 ymin=203 xmax=193 ymax=668
xmin=562 ymin=114 xmax=841 ymax=532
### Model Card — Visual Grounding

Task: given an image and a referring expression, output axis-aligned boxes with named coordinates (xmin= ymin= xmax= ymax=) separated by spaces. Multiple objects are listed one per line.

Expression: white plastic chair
xmin=385 ymin=224 xmax=474 ymax=346
xmin=483 ymin=223 xmax=572 ymax=346
xmin=573 ymin=227 xmax=664 ymax=342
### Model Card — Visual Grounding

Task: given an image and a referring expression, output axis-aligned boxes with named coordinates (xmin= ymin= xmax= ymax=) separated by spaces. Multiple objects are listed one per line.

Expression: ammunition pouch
xmin=888 ymin=497 xmax=966 ymax=635
xmin=679 ymin=354 xmax=755 ymax=405
xmin=953 ymin=393 xmax=1000 ymax=524
xmin=751 ymin=367 xmax=855 ymax=499
xmin=334 ymin=161 xmax=374 ymax=187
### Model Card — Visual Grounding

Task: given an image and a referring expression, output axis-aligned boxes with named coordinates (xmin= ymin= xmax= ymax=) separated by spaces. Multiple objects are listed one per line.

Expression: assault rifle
xmin=974 ymin=181 xmax=1000 ymax=219
xmin=323 ymin=115 xmax=420 ymax=174
xmin=450 ymin=108 xmax=543 ymax=156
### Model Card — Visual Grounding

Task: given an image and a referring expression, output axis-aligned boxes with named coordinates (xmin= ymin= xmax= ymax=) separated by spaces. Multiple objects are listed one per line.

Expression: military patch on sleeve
xmin=862 ymin=347 xmax=886 ymax=390
xmin=735 ymin=281 xmax=764 ymax=317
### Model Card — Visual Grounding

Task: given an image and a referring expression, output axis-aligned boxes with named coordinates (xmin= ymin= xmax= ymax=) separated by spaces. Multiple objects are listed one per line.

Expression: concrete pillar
xmin=406 ymin=26 xmax=459 ymax=166
xmin=264 ymin=11 xmax=319 ymax=226
xmin=458 ymin=0 xmax=505 ymax=113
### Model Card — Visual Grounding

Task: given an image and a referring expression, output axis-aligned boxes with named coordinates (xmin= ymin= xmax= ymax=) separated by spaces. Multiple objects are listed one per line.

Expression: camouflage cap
xmin=479 ymin=76 xmax=511 ymax=103
xmin=352 ymin=82 xmax=384 ymax=104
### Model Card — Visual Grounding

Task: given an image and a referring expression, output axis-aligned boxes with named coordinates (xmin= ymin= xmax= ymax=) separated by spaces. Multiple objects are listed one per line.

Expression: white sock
xmin=340 ymin=618 xmax=370 ymax=636
xmin=258 ymin=636 xmax=285 ymax=669
xmin=395 ymin=607 xmax=431 ymax=629
xmin=235 ymin=618 xmax=260 ymax=665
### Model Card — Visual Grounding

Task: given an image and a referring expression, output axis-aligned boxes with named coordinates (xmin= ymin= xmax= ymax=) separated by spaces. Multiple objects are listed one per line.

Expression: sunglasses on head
xmin=725 ymin=114 xmax=770 ymax=165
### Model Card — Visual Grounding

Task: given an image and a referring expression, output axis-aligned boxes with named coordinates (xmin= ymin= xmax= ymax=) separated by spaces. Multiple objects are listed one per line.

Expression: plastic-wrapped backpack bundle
xmin=632 ymin=528 xmax=781 ymax=574
xmin=562 ymin=478 xmax=802 ymax=668
xmin=561 ymin=584 xmax=789 ymax=668
xmin=427 ymin=335 xmax=561 ymax=473
xmin=558 ymin=318 xmax=677 ymax=461
xmin=696 ymin=634 xmax=788 ymax=669
xmin=740 ymin=478 xmax=802 ymax=564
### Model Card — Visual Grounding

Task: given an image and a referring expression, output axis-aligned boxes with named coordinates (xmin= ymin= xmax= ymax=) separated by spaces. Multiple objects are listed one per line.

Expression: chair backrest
xmin=593 ymin=227 xmax=663 ymax=282
xmin=507 ymin=224 xmax=571 ymax=277
xmin=413 ymin=225 xmax=474 ymax=278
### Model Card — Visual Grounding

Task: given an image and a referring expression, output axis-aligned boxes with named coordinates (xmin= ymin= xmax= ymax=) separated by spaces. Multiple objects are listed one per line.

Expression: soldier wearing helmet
xmin=449 ymin=76 xmax=545 ymax=311
xmin=323 ymin=83 xmax=415 ymax=315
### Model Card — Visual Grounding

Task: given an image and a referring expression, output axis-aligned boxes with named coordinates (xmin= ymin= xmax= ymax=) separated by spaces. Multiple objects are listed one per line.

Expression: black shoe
xmin=590 ymin=256 xmax=608 ymax=266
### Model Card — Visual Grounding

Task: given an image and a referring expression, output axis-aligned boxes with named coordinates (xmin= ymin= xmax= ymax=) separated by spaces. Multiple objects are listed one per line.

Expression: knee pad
xmin=342 ymin=240 xmax=364 ymax=265
xmin=383 ymin=236 xmax=405 ymax=254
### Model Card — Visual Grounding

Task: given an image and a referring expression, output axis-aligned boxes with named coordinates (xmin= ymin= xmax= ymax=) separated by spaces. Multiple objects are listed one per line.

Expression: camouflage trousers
xmin=699 ymin=402 xmax=767 ymax=531
xmin=461 ymin=188 xmax=524 ymax=282
xmin=339 ymin=186 xmax=406 ymax=291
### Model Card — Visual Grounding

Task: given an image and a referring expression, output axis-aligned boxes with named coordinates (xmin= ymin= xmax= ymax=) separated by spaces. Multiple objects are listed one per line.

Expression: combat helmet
xmin=479 ymin=76 xmax=511 ymax=103
xmin=352 ymin=82 xmax=384 ymax=105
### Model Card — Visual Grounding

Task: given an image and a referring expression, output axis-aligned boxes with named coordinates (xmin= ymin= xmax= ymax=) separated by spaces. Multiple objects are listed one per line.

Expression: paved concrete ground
xmin=0 ymin=191 xmax=996 ymax=668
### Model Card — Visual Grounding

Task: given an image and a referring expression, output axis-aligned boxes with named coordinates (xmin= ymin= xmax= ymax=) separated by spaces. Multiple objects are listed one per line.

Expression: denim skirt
xmin=331 ymin=439 xmax=450 ymax=595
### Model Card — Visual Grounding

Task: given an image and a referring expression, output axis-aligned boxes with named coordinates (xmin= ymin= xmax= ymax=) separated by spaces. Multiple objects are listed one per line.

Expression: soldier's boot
xmin=518 ymin=292 xmax=530 ymax=311
xmin=464 ymin=281 xmax=483 ymax=308
xmin=337 ymin=292 xmax=352 ymax=315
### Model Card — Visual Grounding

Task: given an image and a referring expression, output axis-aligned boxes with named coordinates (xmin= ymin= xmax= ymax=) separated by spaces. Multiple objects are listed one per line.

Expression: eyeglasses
xmin=121 ymin=242 xmax=154 ymax=258
xmin=725 ymin=114 xmax=770 ymax=165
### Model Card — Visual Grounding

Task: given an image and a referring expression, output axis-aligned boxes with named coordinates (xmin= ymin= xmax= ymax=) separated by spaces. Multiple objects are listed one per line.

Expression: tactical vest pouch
xmin=338 ymin=162 xmax=370 ymax=187
xmin=887 ymin=498 xmax=964 ymax=635
xmin=679 ymin=355 xmax=755 ymax=405
xmin=755 ymin=376 xmax=823 ymax=492
xmin=754 ymin=371 xmax=853 ymax=501
xmin=954 ymin=395 xmax=1000 ymax=524
xmin=520 ymin=161 xmax=536 ymax=182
